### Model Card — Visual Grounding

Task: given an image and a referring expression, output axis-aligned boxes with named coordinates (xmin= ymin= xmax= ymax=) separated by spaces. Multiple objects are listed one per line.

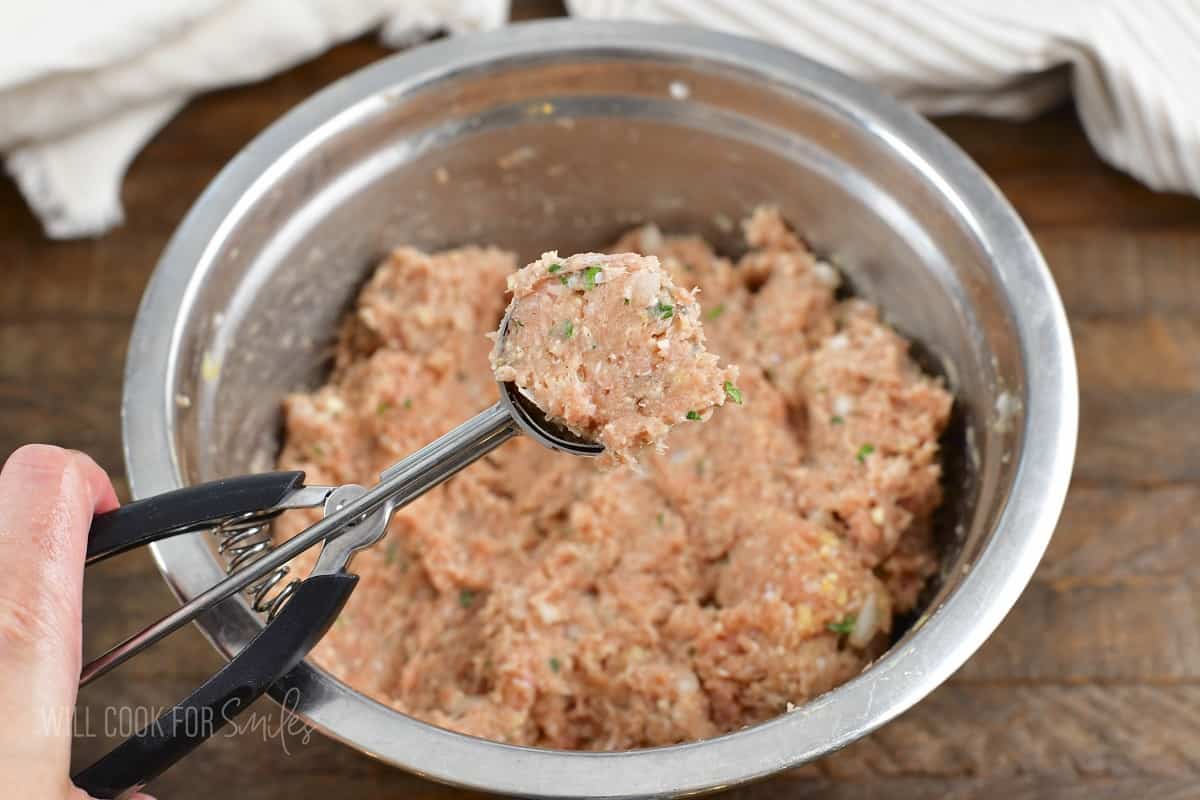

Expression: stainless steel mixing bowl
xmin=124 ymin=20 xmax=1077 ymax=798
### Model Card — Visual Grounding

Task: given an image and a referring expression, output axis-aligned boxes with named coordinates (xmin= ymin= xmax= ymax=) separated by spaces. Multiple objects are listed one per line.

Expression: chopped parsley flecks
xmin=459 ymin=589 xmax=476 ymax=609
xmin=831 ymin=415 xmax=845 ymax=425
xmin=384 ymin=542 xmax=399 ymax=565
xmin=656 ymin=511 xmax=665 ymax=527
xmin=560 ymin=319 xmax=575 ymax=339
xmin=686 ymin=410 xmax=702 ymax=421
xmin=512 ymin=318 xmax=525 ymax=328
xmin=582 ymin=265 xmax=603 ymax=289
xmin=855 ymin=443 xmax=875 ymax=463
xmin=558 ymin=274 xmax=570 ymax=286
xmin=705 ymin=303 xmax=726 ymax=321
xmin=310 ymin=443 xmax=325 ymax=459
xmin=377 ymin=401 xmax=391 ymax=416
xmin=654 ymin=301 xmax=675 ymax=320
xmin=828 ymin=615 xmax=856 ymax=635
xmin=403 ymin=397 xmax=413 ymax=410
xmin=723 ymin=381 xmax=744 ymax=405
xmin=624 ymin=297 xmax=631 ymax=305
xmin=549 ymin=656 xmax=562 ymax=673
xmin=547 ymin=262 xmax=564 ymax=273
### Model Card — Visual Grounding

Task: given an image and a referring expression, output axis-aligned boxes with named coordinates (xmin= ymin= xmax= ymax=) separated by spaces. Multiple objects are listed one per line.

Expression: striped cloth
xmin=571 ymin=0 xmax=1200 ymax=199
xmin=3 ymin=0 xmax=1197 ymax=238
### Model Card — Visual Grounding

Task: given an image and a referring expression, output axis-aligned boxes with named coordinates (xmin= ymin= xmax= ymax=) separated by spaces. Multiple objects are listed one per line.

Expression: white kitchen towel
xmin=1 ymin=0 xmax=508 ymax=238
xmin=3 ymin=0 xmax=1198 ymax=238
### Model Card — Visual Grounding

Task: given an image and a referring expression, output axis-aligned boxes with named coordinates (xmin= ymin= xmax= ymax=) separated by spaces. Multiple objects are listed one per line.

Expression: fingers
xmin=0 ymin=445 xmax=113 ymax=660
xmin=67 ymin=450 xmax=120 ymax=515
xmin=0 ymin=445 xmax=118 ymax=799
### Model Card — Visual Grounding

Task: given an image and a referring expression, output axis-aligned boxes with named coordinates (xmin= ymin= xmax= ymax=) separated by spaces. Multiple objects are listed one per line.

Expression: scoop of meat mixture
xmin=490 ymin=251 xmax=740 ymax=465
xmin=275 ymin=207 xmax=953 ymax=751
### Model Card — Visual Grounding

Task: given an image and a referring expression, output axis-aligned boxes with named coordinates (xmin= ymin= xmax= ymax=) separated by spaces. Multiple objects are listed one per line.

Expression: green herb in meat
xmin=582 ymin=265 xmax=603 ymax=289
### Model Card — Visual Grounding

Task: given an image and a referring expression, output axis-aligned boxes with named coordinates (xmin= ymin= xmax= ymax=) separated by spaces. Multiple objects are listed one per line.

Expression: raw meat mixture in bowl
xmin=275 ymin=207 xmax=953 ymax=750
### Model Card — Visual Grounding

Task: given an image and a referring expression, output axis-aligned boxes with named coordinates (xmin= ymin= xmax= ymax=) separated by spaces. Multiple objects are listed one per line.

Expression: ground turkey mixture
xmin=275 ymin=207 xmax=953 ymax=750
xmin=491 ymin=251 xmax=739 ymax=465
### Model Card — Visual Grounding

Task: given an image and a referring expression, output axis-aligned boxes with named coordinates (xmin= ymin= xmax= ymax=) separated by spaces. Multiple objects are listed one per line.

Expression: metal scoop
xmin=72 ymin=309 xmax=601 ymax=798
xmin=83 ymin=305 xmax=601 ymax=684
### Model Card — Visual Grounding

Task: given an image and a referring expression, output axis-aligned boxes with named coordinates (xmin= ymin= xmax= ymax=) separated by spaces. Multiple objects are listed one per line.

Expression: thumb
xmin=0 ymin=445 xmax=118 ymax=799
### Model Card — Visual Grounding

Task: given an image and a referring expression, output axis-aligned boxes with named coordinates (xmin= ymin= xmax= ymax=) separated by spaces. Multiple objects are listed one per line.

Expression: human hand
xmin=0 ymin=445 xmax=153 ymax=799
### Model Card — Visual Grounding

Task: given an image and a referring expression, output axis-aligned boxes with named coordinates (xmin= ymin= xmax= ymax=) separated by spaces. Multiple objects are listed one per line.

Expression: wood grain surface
xmin=2 ymin=4 xmax=1199 ymax=799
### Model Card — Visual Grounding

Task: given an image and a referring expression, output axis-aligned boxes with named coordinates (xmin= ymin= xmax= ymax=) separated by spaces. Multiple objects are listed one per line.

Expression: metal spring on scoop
xmin=214 ymin=510 xmax=298 ymax=621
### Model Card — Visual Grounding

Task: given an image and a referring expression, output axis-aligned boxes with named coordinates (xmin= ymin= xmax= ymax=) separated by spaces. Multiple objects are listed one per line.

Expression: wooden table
xmin=3 ymin=18 xmax=1199 ymax=800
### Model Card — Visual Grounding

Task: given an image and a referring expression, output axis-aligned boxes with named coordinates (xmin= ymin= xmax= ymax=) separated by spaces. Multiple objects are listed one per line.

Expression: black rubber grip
xmin=72 ymin=572 xmax=358 ymax=799
xmin=86 ymin=471 xmax=306 ymax=564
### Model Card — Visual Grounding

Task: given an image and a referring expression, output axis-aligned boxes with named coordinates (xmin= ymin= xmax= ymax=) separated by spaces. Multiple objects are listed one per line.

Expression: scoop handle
xmin=72 ymin=572 xmax=358 ymax=799
xmin=86 ymin=471 xmax=306 ymax=564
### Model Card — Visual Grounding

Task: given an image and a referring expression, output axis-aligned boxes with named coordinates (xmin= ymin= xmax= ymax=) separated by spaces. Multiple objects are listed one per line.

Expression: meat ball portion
xmin=491 ymin=251 xmax=741 ymax=466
